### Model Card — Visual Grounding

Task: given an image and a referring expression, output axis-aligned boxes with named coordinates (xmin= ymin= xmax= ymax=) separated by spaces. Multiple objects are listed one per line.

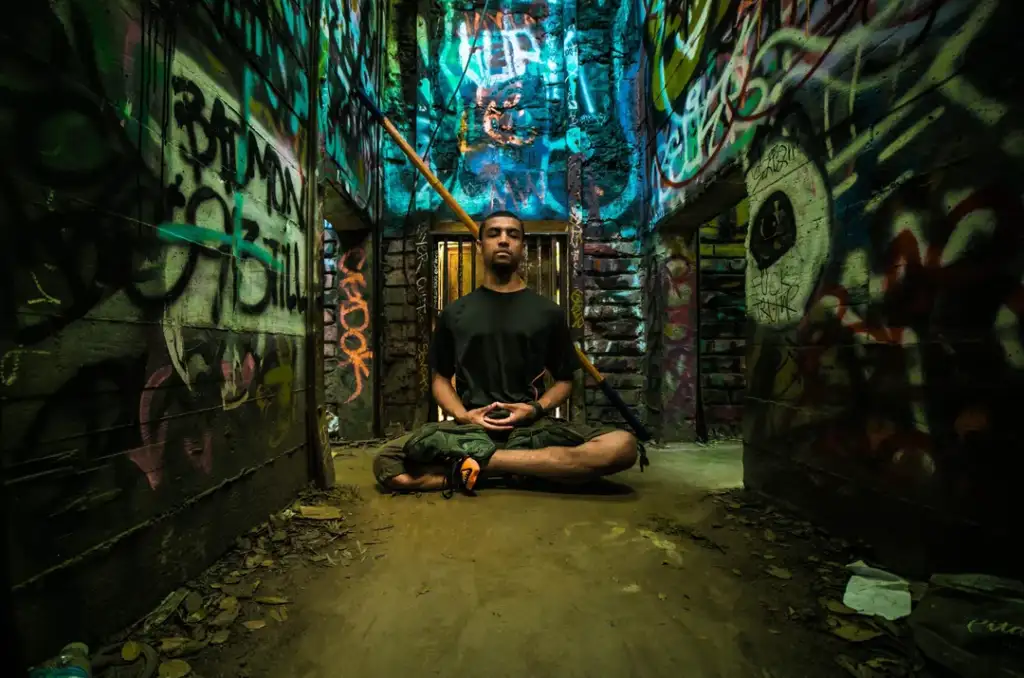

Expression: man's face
xmin=479 ymin=216 xmax=525 ymax=273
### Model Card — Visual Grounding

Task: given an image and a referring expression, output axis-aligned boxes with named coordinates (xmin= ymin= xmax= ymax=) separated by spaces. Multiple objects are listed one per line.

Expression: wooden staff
xmin=355 ymin=90 xmax=652 ymax=444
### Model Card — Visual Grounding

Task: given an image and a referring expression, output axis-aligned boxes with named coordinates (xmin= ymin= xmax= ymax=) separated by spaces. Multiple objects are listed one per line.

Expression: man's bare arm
xmin=537 ymin=379 xmax=572 ymax=413
xmin=432 ymin=374 xmax=468 ymax=422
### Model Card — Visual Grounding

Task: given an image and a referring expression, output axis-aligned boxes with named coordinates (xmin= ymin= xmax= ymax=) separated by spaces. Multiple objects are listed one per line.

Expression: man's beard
xmin=489 ymin=257 xmax=519 ymax=279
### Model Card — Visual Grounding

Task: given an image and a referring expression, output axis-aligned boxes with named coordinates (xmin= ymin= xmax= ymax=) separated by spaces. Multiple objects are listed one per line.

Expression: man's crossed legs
xmin=373 ymin=418 xmax=639 ymax=494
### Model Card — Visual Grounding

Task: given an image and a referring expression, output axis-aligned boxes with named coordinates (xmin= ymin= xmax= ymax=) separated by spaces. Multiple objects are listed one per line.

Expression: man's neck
xmin=482 ymin=269 xmax=525 ymax=293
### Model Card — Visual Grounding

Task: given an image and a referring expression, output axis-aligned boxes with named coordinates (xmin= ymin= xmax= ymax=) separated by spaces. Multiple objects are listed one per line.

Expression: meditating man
xmin=373 ymin=210 xmax=642 ymax=496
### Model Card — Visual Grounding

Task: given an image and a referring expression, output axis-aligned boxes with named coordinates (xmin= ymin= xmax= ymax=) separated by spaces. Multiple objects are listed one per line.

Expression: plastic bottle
xmin=28 ymin=642 xmax=92 ymax=678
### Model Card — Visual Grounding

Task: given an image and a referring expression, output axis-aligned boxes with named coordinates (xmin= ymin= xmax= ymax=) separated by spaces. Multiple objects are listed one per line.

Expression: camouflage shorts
xmin=372 ymin=417 xmax=618 ymax=485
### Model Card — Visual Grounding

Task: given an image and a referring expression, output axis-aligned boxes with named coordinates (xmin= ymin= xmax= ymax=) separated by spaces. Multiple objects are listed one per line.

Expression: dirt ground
xmin=110 ymin=442 xmax=927 ymax=678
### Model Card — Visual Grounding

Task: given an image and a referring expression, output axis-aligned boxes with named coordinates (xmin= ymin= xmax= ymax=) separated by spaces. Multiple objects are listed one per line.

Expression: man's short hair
xmin=479 ymin=210 xmax=524 ymax=237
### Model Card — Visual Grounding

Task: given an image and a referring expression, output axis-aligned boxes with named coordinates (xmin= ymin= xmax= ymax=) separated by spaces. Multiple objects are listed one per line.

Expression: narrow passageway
xmin=7 ymin=0 xmax=1022 ymax=675
xmin=187 ymin=444 xmax=854 ymax=678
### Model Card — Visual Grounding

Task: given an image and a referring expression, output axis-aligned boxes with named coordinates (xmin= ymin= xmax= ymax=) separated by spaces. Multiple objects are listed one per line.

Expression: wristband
xmin=528 ymin=401 xmax=545 ymax=422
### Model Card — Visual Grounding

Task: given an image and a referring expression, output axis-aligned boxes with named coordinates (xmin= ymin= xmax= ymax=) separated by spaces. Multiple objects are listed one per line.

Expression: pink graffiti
xmin=221 ymin=352 xmax=257 ymax=405
xmin=127 ymin=364 xmax=217 ymax=490
xmin=662 ymin=249 xmax=698 ymax=425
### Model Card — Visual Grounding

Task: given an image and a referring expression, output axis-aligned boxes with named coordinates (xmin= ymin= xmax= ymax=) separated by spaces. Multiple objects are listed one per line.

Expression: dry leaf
xmin=145 ymin=589 xmax=189 ymax=632
xmin=731 ymin=568 xmax=742 ymax=576
xmin=121 ymin=641 xmax=142 ymax=662
xmin=158 ymin=659 xmax=192 ymax=678
xmin=820 ymin=598 xmax=857 ymax=615
xmin=160 ymin=638 xmax=190 ymax=653
xmin=244 ymin=554 xmax=262 ymax=569
xmin=828 ymin=617 xmax=883 ymax=643
xmin=269 ymin=607 xmax=289 ymax=622
xmin=298 ymin=505 xmax=343 ymax=521
xmin=767 ymin=567 xmax=793 ymax=580
xmin=261 ymin=559 xmax=275 ymax=568
xmin=209 ymin=629 xmax=231 ymax=645
xmin=183 ymin=591 xmax=203 ymax=614
xmin=763 ymin=529 xmax=777 ymax=542
xmin=243 ymin=620 xmax=267 ymax=630
xmin=222 ymin=579 xmax=260 ymax=599
xmin=834 ymin=654 xmax=880 ymax=677
xmin=254 ymin=595 xmax=290 ymax=605
xmin=210 ymin=607 xmax=239 ymax=628
xmin=183 ymin=608 xmax=207 ymax=624
xmin=219 ymin=596 xmax=239 ymax=610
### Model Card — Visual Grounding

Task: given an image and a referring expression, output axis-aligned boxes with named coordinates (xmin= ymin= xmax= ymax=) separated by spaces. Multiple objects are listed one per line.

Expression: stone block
xmin=584 ymin=304 xmax=642 ymax=322
xmin=586 ymin=319 xmax=640 ymax=339
xmin=584 ymin=274 xmax=641 ymax=290
xmin=583 ymin=240 xmax=642 ymax=257
xmin=584 ymin=256 xmax=641 ymax=274
xmin=585 ymin=289 xmax=642 ymax=306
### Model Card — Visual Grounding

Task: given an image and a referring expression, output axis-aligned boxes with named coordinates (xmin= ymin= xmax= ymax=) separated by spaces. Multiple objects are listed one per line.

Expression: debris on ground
xmin=297 ymin=505 xmax=344 ymax=521
xmin=97 ymin=484 xmax=377 ymax=678
xmin=908 ymin=574 xmax=1024 ymax=678
xmin=648 ymin=489 xmax=935 ymax=677
xmin=157 ymin=658 xmax=192 ymax=678
xmin=330 ymin=437 xmax=391 ymax=457
xmin=843 ymin=561 xmax=913 ymax=621
xmin=645 ymin=515 xmax=726 ymax=553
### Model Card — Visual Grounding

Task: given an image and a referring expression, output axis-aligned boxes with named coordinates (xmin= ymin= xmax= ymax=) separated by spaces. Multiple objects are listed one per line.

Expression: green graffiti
xmin=157 ymin=223 xmax=284 ymax=271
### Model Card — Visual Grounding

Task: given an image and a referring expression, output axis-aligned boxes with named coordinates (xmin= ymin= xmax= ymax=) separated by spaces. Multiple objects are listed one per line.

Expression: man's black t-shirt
xmin=429 ymin=287 xmax=578 ymax=410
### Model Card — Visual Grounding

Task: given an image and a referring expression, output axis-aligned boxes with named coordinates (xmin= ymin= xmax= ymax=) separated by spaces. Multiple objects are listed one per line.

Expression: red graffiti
xmin=814 ymin=185 xmax=1024 ymax=345
xmin=338 ymin=247 xmax=372 ymax=402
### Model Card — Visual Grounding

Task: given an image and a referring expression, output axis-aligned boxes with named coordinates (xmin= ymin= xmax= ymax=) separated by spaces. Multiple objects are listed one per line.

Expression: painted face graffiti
xmin=744 ymin=138 xmax=831 ymax=328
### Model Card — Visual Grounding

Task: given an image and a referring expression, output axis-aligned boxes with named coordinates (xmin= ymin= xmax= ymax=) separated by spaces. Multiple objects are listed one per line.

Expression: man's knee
xmin=378 ymin=473 xmax=414 ymax=491
xmin=372 ymin=444 xmax=408 ymax=488
xmin=592 ymin=430 xmax=638 ymax=473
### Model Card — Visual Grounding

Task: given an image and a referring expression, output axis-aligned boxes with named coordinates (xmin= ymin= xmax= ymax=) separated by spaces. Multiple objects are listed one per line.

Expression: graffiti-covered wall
xmin=320 ymin=0 xmax=387 ymax=220
xmin=383 ymin=0 xmax=643 ymax=224
xmin=648 ymin=231 xmax=699 ymax=441
xmin=644 ymin=0 xmax=1024 ymax=568
xmin=0 ymin=0 xmax=389 ymax=660
xmin=380 ymin=0 xmax=650 ymax=427
xmin=323 ymin=223 xmax=376 ymax=437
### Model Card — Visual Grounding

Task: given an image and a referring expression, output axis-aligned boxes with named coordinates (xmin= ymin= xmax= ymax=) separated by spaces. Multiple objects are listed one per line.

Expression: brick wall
xmin=379 ymin=237 xmax=423 ymax=431
xmin=581 ymin=226 xmax=646 ymax=424
xmin=698 ymin=202 xmax=748 ymax=438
